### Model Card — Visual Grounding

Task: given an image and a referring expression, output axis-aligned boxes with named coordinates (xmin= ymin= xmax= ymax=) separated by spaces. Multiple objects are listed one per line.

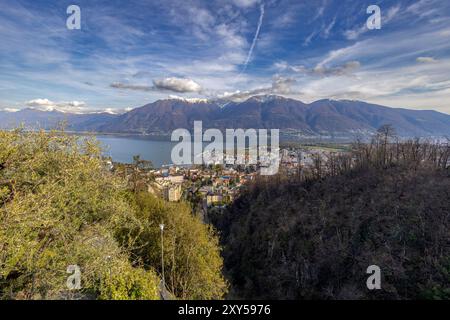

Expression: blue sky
xmin=0 ymin=0 xmax=450 ymax=113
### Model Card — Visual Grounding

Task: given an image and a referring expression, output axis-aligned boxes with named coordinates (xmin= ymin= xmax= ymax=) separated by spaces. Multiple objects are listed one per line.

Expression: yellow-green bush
xmin=0 ymin=130 xmax=159 ymax=299
xmin=117 ymin=192 xmax=228 ymax=300
xmin=98 ymin=261 xmax=160 ymax=300
xmin=0 ymin=129 xmax=227 ymax=300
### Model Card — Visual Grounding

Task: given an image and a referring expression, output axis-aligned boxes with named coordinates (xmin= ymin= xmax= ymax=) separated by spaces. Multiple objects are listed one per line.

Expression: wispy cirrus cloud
xmin=240 ymin=3 xmax=265 ymax=73
xmin=344 ymin=4 xmax=401 ymax=40
xmin=0 ymin=0 xmax=449 ymax=114
xmin=275 ymin=60 xmax=361 ymax=77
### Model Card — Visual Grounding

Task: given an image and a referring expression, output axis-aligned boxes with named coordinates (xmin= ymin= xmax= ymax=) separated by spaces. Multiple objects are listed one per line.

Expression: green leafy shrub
xmin=116 ymin=192 xmax=228 ymax=299
xmin=0 ymin=130 xmax=160 ymax=299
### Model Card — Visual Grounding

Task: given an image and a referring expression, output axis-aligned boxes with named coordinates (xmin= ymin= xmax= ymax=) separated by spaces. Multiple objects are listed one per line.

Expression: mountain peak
xmin=247 ymin=94 xmax=289 ymax=103
xmin=166 ymin=95 xmax=209 ymax=104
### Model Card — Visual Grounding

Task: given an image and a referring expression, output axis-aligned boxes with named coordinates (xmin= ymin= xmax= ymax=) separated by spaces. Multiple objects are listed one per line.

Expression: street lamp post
xmin=106 ymin=255 xmax=112 ymax=299
xmin=159 ymin=223 xmax=165 ymax=290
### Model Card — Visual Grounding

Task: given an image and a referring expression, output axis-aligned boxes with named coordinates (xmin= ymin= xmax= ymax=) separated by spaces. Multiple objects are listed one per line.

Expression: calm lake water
xmin=95 ymin=135 xmax=177 ymax=167
xmin=94 ymin=134 xmax=267 ymax=168
xmin=93 ymin=134 xmax=316 ymax=168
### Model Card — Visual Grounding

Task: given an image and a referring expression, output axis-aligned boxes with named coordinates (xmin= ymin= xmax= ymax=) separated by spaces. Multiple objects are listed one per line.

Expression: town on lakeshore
xmin=109 ymin=143 xmax=347 ymax=220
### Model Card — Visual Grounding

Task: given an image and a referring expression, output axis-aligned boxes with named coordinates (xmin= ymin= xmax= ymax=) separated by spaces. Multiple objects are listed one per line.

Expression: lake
xmin=95 ymin=135 xmax=236 ymax=168
xmin=94 ymin=135 xmax=266 ymax=168
xmin=95 ymin=135 xmax=178 ymax=168
xmin=93 ymin=134 xmax=315 ymax=168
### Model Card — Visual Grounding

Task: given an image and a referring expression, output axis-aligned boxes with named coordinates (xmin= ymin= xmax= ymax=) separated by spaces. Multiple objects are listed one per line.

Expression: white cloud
xmin=26 ymin=98 xmax=53 ymax=108
xmin=168 ymin=95 xmax=208 ymax=103
xmin=289 ymin=58 xmax=450 ymax=113
xmin=66 ymin=101 xmax=86 ymax=107
xmin=215 ymin=76 xmax=297 ymax=102
xmin=232 ymin=0 xmax=260 ymax=8
xmin=216 ymin=24 xmax=246 ymax=48
xmin=303 ymin=30 xmax=317 ymax=46
xmin=1 ymin=108 xmax=20 ymax=112
xmin=406 ymin=0 xmax=439 ymax=18
xmin=1 ymin=0 xmax=449 ymax=115
xmin=272 ymin=75 xmax=296 ymax=94
xmin=278 ymin=60 xmax=361 ymax=77
xmin=385 ymin=5 xmax=401 ymax=23
xmin=416 ymin=56 xmax=438 ymax=63
xmin=26 ymin=99 xmax=88 ymax=113
xmin=312 ymin=1 xmax=326 ymax=21
xmin=100 ymin=108 xmax=121 ymax=114
xmin=318 ymin=24 xmax=450 ymax=71
xmin=273 ymin=61 xmax=289 ymax=71
xmin=153 ymin=77 xmax=202 ymax=93
xmin=110 ymin=83 xmax=153 ymax=91
xmin=322 ymin=16 xmax=336 ymax=38
xmin=344 ymin=25 xmax=367 ymax=41
xmin=313 ymin=61 xmax=361 ymax=76
xmin=272 ymin=12 xmax=295 ymax=28
xmin=111 ymin=77 xmax=203 ymax=93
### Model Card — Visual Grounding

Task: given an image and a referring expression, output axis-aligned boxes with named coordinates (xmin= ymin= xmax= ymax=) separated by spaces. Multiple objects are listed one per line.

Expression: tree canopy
xmin=216 ymin=138 xmax=450 ymax=299
xmin=0 ymin=130 xmax=226 ymax=300
xmin=117 ymin=192 xmax=227 ymax=299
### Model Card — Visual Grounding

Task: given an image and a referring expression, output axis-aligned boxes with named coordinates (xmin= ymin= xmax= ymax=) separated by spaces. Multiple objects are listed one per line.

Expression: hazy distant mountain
xmin=1 ymin=96 xmax=449 ymax=138
xmin=0 ymin=108 xmax=118 ymax=131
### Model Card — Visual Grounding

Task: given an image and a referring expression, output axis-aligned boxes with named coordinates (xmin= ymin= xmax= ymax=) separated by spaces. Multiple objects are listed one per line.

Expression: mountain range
xmin=1 ymin=95 xmax=449 ymax=138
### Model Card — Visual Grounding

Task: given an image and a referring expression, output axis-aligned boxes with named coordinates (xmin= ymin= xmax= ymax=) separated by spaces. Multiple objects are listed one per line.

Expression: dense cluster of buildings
xmin=150 ymin=166 xmax=254 ymax=206
xmin=112 ymin=145 xmax=345 ymax=218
